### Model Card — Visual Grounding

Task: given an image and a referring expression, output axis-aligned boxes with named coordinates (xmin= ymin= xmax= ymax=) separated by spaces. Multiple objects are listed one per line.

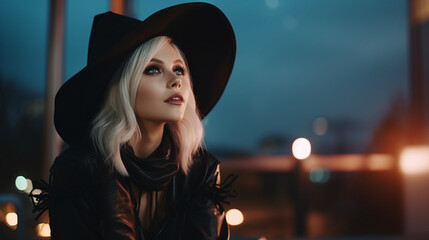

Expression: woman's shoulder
xmin=53 ymin=144 xmax=97 ymax=171
xmin=190 ymin=148 xmax=220 ymax=180
xmin=193 ymin=148 xmax=220 ymax=167
xmin=50 ymin=143 xmax=103 ymax=188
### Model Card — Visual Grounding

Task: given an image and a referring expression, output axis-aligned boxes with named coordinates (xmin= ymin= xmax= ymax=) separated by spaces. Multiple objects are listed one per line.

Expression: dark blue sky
xmin=0 ymin=0 xmax=409 ymax=154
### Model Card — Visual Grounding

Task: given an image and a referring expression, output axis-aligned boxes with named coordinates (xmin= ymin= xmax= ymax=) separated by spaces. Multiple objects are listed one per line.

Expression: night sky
xmin=0 ymin=0 xmax=409 ymax=154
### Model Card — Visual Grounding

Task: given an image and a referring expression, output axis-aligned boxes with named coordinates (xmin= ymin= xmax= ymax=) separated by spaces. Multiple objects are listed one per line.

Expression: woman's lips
xmin=164 ymin=93 xmax=184 ymax=105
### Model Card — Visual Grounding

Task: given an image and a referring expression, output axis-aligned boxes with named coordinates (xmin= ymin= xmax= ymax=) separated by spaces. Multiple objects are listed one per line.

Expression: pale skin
xmin=127 ymin=42 xmax=192 ymax=228
xmin=129 ymin=43 xmax=191 ymax=158
xmin=128 ymin=41 xmax=223 ymax=234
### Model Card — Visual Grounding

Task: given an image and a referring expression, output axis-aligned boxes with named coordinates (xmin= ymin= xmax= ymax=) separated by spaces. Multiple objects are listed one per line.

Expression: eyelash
xmin=144 ymin=65 xmax=186 ymax=75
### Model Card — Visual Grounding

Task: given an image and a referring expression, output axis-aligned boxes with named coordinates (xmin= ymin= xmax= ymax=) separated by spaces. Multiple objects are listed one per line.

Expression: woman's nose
xmin=168 ymin=76 xmax=182 ymax=88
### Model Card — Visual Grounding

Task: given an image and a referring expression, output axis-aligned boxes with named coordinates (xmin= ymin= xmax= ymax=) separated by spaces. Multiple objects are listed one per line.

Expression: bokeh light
xmin=292 ymin=138 xmax=312 ymax=160
xmin=309 ymin=167 xmax=331 ymax=184
xmin=15 ymin=176 xmax=27 ymax=191
xmin=37 ymin=223 xmax=51 ymax=237
xmin=313 ymin=117 xmax=328 ymax=136
xmin=24 ymin=178 xmax=33 ymax=194
xmin=400 ymin=146 xmax=429 ymax=174
xmin=226 ymin=209 xmax=244 ymax=226
xmin=5 ymin=212 xmax=18 ymax=228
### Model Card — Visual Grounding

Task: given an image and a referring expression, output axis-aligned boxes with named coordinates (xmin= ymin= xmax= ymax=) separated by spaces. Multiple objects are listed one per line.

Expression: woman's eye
xmin=144 ymin=65 xmax=161 ymax=75
xmin=174 ymin=66 xmax=185 ymax=75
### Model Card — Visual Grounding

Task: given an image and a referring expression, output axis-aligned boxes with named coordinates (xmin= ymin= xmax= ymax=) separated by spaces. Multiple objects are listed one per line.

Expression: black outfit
xmin=32 ymin=4 xmax=237 ymax=239
xmin=32 ymin=135 xmax=236 ymax=240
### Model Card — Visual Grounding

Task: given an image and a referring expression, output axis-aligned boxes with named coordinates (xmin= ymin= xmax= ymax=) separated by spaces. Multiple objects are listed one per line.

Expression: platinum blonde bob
xmin=90 ymin=36 xmax=204 ymax=175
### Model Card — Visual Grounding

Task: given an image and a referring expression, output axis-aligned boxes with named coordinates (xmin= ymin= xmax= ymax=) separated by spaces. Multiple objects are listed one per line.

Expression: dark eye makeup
xmin=144 ymin=65 xmax=161 ymax=75
xmin=143 ymin=64 xmax=186 ymax=76
xmin=174 ymin=66 xmax=186 ymax=75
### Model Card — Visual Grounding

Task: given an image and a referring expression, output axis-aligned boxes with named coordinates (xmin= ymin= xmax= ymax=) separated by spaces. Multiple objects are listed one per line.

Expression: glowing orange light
xmin=400 ymin=146 xmax=429 ymax=175
xmin=226 ymin=209 xmax=244 ymax=226
xmin=292 ymin=138 xmax=311 ymax=160
xmin=6 ymin=212 xmax=18 ymax=228
xmin=37 ymin=223 xmax=51 ymax=237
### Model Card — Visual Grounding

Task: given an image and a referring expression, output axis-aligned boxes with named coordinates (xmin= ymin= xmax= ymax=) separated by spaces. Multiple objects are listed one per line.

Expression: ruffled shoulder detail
xmin=203 ymin=171 xmax=238 ymax=213
xmin=28 ymin=143 xmax=101 ymax=220
xmin=192 ymin=149 xmax=238 ymax=213
xmin=28 ymin=179 xmax=51 ymax=220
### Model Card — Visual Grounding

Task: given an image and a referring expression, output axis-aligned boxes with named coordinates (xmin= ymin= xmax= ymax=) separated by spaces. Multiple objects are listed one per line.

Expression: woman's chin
xmin=137 ymin=111 xmax=185 ymax=124
xmin=159 ymin=113 xmax=185 ymax=123
xmin=166 ymin=116 xmax=185 ymax=123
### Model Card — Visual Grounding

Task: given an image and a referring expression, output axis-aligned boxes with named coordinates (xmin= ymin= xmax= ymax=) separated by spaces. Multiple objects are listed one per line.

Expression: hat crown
xmin=55 ymin=3 xmax=236 ymax=145
xmin=87 ymin=12 xmax=141 ymax=65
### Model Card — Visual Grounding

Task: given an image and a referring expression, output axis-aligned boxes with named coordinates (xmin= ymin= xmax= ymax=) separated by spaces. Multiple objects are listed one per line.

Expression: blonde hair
xmin=90 ymin=36 xmax=204 ymax=175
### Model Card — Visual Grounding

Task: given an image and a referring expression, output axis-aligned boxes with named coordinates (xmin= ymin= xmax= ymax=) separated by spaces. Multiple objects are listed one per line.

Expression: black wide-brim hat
xmin=54 ymin=2 xmax=236 ymax=145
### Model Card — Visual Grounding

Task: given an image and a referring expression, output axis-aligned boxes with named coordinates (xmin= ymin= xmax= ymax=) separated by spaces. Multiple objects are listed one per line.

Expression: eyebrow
xmin=150 ymin=58 xmax=183 ymax=64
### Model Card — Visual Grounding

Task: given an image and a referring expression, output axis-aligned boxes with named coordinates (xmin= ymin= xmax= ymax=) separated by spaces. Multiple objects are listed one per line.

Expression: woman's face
xmin=134 ymin=43 xmax=191 ymax=125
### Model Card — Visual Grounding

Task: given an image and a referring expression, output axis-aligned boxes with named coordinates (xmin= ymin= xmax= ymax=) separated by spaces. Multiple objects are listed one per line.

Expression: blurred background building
xmin=0 ymin=0 xmax=428 ymax=239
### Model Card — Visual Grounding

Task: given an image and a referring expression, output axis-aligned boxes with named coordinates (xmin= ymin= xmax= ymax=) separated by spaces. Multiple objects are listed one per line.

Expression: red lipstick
xmin=164 ymin=93 xmax=184 ymax=105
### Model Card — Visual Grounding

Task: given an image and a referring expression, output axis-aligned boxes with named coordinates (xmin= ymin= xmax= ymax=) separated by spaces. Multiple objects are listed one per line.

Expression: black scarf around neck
xmin=120 ymin=131 xmax=179 ymax=191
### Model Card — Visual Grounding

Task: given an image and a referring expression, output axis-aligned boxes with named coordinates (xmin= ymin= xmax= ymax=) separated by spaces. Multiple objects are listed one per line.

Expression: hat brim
xmin=54 ymin=3 xmax=236 ymax=145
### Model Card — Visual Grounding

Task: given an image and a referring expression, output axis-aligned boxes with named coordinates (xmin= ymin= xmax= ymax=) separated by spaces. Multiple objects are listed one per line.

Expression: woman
xmin=30 ymin=3 xmax=237 ymax=239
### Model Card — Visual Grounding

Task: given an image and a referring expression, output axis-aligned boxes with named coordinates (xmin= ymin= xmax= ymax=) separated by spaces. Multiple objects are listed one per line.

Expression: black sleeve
xmin=97 ymin=174 xmax=138 ymax=240
xmin=47 ymin=146 xmax=103 ymax=240
xmin=46 ymin=145 xmax=139 ymax=240
xmin=182 ymin=150 xmax=237 ymax=240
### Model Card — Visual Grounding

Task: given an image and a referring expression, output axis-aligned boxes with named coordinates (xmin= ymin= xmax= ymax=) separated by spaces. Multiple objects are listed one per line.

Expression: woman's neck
xmin=131 ymin=120 xmax=166 ymax=158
